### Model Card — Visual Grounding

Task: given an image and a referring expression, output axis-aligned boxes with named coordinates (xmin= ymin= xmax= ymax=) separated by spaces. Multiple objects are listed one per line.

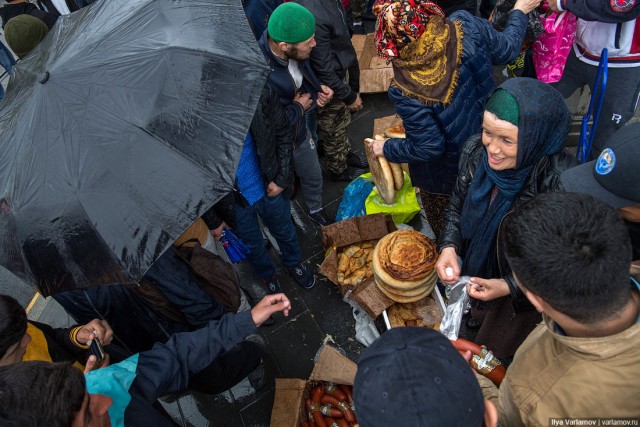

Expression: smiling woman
xmin=435 ymin=78 xmax=578 ymax=360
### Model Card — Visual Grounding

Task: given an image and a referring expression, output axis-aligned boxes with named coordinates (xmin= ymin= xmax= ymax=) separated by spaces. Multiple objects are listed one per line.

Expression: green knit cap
xmin=4 ymin=15 xmax=48 ymax=59
xmin=268 ymin=3 xmax=315 ymax=43
xmin=485 ymin=89 xmax=519 ymax=127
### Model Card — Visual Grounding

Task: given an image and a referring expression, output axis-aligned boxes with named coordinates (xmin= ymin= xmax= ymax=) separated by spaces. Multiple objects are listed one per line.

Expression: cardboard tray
xmin=381 ymin=285 xmax=447 ymax=331
xmin=320 ymin=213 xmax=396 ymax=294
xmin=270 ymin=345 xmax=357 ymax=427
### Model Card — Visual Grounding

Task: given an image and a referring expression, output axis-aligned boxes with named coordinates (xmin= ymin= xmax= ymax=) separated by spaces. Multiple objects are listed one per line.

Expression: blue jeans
xmin=232 ymin=193 xmax=301 ymax=280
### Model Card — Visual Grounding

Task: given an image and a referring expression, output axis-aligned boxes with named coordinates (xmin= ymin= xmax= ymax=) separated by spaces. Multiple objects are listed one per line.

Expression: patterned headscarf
xmin=373 ymin=0 xmax=444 ymax=59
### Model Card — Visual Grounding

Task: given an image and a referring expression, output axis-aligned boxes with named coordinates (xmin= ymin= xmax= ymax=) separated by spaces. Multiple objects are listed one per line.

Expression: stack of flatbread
xmin=372 ymin=229 xmax=438 ymax=303
xmin=364 ymin=134 xmax=404 ymax=205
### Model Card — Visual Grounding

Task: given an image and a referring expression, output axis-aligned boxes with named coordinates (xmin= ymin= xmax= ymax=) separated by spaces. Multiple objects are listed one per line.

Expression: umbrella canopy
xmin=0 ymin=0 xmax=269 ymax=295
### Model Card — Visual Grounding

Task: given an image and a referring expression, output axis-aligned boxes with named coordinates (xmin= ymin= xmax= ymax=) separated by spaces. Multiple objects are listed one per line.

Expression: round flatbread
xmin=373 ymin=242 xmax=429 ymax=291
xmin=389 ymin=163 xmax=404 ymax=190
xmin=377 ymin=269 xmax=438 ymax=294
xmin=373 ymin=230 xmax=438 ymax=287
xmin=375 ymin=277 xmax=431 ymax=303
xmin=374 ymin=271 xmax=436 ymax=297
xmin=364 ymin=138 xmax=396 ymax=204
xmin=384 ymin=124 xmax=406 ymax=139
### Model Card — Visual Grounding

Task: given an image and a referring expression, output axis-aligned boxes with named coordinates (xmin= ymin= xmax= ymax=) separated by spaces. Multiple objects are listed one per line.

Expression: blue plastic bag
xmin=220 ymin=228 xmax=251 ymax=263
xmin=336 ymin=176 xmax=375 ymax=221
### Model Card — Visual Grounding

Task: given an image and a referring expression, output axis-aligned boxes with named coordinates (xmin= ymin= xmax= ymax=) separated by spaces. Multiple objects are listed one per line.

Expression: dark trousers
xmin=232 ymin=193 xmax=301 ymax=280
xmin=188 ymin=341 xmax=262 ymax=394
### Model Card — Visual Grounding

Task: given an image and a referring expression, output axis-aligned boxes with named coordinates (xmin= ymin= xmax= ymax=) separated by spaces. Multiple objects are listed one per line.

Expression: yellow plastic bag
xmin=364 ymin=171 xmax=420 ymax=224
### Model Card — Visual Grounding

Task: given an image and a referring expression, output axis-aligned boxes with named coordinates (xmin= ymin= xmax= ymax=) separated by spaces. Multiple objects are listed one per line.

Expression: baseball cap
xmin=354 ymin=327 xmax=485 ymax=427
xmin=561 ymin=123 xmax=640 ymax=208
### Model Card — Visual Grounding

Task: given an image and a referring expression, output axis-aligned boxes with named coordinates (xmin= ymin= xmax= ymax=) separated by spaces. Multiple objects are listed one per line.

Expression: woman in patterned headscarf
xmin=370 ymin=0 xmax=540 ymax=237
xmin=436 ymin=78 xmax=578 ymax=361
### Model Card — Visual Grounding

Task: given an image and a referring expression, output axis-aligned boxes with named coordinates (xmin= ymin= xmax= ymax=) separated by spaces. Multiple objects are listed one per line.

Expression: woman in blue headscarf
xmin=436 ymin=78 xmax=577 ymax=360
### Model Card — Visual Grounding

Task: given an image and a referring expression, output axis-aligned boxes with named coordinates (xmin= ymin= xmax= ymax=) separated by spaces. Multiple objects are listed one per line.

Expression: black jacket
xmin=295 ymin=0 xmax=359 ymax=104
xmin=0 ymin=2 xmax=58 ymax=29
xmin=258 ymin=30 xmax=323 ymax=147
xmin=202 ymin=82 xmax=294 ymax=229
xmin=438 ymin=134 xmax=577 ymax=311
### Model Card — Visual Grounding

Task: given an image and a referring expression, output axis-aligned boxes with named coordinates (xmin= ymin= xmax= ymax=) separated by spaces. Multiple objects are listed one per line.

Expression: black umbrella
xmin=0 ymin=0 xmax=268 ymax=296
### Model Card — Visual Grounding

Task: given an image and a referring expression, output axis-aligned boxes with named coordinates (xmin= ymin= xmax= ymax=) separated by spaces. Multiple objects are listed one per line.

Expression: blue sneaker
xmin=262 ymin=275 xmax=281 ymax=295
xmin=286 ymin=263 xmax=315 ymax=289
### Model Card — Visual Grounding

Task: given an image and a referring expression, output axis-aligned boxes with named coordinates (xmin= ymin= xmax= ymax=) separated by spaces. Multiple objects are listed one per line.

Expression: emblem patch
xmin=611 ymin=0 xmax=635 ymax=13
xmin=595 ymin=148 xmax=616 ymax=175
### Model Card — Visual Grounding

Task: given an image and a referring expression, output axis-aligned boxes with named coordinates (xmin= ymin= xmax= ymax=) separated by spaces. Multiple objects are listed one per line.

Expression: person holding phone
xmin=0 ymin=294 xmax=117 ymax=372
xmin=0 ymin=293 xmax=292 ymax=426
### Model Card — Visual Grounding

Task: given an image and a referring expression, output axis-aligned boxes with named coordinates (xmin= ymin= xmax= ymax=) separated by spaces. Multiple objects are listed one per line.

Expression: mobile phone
xmin=87 ymin=336 xmax=105 ymax=368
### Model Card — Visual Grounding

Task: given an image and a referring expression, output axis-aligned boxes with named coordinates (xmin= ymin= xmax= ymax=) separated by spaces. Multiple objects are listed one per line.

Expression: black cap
xmin=354 ymin=327 xmax=485 ymax=427
xmin=562 ymin=123 xmax=640 ymax=209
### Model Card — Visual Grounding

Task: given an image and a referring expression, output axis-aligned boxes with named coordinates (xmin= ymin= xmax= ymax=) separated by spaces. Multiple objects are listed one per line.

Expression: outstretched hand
xmin=251 ymin=293 xmax=291 ymax=326
xmin=467 ymin=277 xmax=510 ymax=301
xmin=436 ymin=247 xmax=460 ymax=284
xmin=513 ymin=0 xmax=543 ymax=14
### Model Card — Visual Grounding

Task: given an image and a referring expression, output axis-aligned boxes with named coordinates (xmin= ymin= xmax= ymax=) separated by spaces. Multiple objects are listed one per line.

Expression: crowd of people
xmin=0 ymin=0 xmax=638 ymax=425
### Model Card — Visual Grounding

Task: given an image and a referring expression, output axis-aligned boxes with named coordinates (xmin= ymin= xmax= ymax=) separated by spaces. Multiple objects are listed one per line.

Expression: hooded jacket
xmin=558 ymin=0 xmax=640 ymax=67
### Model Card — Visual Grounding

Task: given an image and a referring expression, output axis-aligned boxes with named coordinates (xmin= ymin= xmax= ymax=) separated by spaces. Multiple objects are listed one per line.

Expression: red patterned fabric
xmin=373 ymin=0 xmax=444 ymax=59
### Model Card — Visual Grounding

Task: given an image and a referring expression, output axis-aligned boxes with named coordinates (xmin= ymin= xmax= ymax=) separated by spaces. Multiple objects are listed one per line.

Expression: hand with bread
xmin=251 ymin=293 xmax=291 ymax=326
xmin=371 ymin=138 xmax=386 ymax=157
xmin=513 ymin=0 xmax=542 ymax=14
xmin=466 ymin=277 xmax=510 ymax=301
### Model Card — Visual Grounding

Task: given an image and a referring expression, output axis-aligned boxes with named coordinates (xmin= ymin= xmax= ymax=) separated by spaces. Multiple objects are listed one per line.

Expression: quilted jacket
xmin=382 ymin=10 xmax=528 ymax=194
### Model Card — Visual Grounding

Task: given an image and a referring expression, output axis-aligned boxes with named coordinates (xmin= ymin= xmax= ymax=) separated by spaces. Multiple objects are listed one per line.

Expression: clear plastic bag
xmin=439 ymin=276 xmax=472 ymax=340
xmin=344 ymin=292 xmax=380 ymax=347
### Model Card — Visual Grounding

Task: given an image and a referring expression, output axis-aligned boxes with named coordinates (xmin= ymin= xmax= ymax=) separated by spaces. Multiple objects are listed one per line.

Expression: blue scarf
xmin=460 ymin=78 xmax=570 ymax=278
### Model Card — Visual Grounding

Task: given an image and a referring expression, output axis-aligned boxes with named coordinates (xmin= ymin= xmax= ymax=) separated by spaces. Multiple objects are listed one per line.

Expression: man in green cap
xmin=257 ymin=2 xmax=336 ymax=227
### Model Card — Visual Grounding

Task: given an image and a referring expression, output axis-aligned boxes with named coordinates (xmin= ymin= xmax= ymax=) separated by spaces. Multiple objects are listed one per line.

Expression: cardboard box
xmin=320 ymin=213 xmax=396 ymax=292
xmin=373 ymin=113 xmax=402 ymax=138
xmin=382 ymin=287 xmax=447 ymax=330
xmin=270 ymin=345 xmax=357 ymax=427
xmin=352 ymin=34 xmax=394 ymax=93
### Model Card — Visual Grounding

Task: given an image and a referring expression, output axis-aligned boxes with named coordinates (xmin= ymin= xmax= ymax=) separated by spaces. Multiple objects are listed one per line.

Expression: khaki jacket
xmin=495 ymin=314 xmax=640 ymax=426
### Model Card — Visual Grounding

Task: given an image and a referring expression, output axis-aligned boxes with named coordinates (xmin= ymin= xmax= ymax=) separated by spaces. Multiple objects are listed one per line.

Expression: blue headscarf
xmin=460 ymin=78 xmax=571 ymax=278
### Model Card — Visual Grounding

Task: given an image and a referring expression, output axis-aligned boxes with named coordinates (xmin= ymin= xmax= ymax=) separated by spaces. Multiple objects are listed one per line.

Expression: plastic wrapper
xmin=364 ymin=171 xmax=420 ymax=224
xmin=490 ymin=0 xmax=543 ymax=49
xmin=0 ymin=0 xmax=268 ymax=295
xmin=335 ymin=175 xmax=375 ymax=221
xmin=344 ymin=292 xmax=380 ymax=347
xmin=532 ymin=11 xmax=577 ymax=83
xmin=439 ymin=276 xmax=472 ymax=340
